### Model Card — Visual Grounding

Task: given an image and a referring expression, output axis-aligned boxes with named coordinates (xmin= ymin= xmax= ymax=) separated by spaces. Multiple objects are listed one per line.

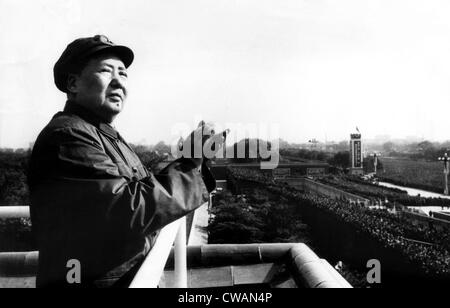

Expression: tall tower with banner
xmin=349 ymin=132 xmax=364 ymax=175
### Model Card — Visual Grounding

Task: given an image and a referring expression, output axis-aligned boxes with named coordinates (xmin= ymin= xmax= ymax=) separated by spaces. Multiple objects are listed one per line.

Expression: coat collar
xmin=63 ymin=101 xmax=120 ymax=140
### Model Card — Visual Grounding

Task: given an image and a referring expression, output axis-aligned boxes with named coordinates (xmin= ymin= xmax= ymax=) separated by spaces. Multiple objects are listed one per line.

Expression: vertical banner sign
xmin=354 ymin=141 xmax=361 ymax=168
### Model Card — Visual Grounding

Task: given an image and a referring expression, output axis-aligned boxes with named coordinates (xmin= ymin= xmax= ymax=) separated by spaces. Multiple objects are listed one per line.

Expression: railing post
xmin=174 ymin=216 xmax=188 ymax=288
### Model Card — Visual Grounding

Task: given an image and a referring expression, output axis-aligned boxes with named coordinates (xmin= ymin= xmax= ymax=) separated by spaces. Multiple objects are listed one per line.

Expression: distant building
xmin=210 ymin=162 xmax=330 ymax=182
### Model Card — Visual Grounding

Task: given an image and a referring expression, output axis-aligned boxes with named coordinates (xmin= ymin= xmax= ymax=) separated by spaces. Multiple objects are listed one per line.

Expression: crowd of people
xmin=227 ymin=167 xmax=450 ymax=279
xmin=317 ymin=175 xmax=450 ymax=208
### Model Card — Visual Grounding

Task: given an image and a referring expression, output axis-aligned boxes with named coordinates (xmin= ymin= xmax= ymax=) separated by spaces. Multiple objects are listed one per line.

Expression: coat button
xmin=132 ymin=167 xmax=138 ymax=173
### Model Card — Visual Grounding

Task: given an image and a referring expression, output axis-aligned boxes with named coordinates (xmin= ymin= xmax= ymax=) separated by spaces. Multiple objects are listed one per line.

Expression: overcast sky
xmin=1 ymin=0 xmax=450 ymax=148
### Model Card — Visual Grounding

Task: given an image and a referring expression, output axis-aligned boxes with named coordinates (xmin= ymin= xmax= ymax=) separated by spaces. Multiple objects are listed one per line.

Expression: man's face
xmin=70 ymin=54 xmax=128 ymax=123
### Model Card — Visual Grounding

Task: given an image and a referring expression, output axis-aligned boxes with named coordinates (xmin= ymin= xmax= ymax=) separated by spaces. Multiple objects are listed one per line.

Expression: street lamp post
xmin=369 ymin=153 xmax=381 ymax=175
xmin=438 ymin=153 xmax=450 ymax=195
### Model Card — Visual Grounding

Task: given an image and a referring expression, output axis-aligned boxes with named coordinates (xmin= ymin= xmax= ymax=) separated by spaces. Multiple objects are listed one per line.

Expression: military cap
xmin=53 ymin=35 xmax=134 ymax=93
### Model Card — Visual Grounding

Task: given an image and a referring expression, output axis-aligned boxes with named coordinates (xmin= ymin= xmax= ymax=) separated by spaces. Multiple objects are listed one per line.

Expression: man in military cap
xmin=28 ymin=35 xmax=221 ymax=288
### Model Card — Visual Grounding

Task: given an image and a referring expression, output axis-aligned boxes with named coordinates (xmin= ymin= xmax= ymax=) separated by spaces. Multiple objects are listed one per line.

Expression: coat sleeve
xmin=31 ymin=126 xmax=216 ymax=237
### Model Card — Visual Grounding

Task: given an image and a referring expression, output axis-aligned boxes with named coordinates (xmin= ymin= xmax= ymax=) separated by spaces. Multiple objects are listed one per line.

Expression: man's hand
xmin=179 ymin=121 xmax=229 ymax=167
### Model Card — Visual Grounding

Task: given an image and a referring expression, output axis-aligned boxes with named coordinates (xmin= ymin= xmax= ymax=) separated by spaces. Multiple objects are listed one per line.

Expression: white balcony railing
xmin=129 ymin=216 xmax=188 ymax=288
xmin=0 ymin=206 xmax=30 ymax=219
xmin=0 ymin=203 xmax=352 ymax=288
xmin=0 ymin=205 xmax=191 ymax=288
